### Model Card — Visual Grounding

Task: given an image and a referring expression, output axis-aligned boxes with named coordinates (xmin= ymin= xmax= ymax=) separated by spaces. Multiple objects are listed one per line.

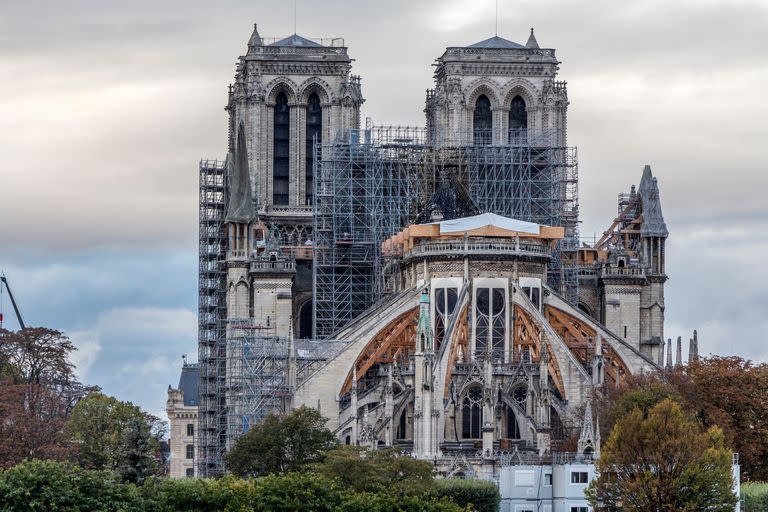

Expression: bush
xmin=0 ymin=460 xmax=474 ymax=512
xmin=742 ymin=482 xmax=768 ymax=512
xmin=138 ymin=476 xmax=253 ymax=512
xmin=0 ymin=459 xmax=139 ymax=512
xmin=432 ymin=478 xmax=500 ymax=512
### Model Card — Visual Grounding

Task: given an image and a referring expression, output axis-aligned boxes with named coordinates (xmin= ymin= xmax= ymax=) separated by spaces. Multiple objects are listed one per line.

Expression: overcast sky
xmin=1 ymin=0 xmax=767 ymax=418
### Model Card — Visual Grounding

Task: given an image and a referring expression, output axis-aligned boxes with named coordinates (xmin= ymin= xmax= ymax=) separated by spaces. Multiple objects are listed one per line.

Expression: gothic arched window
xmin=509 ymin=95 xmax=527 ymax=143
xmin=298 ymin=301 xmax=312 ymax=339
xmin=434 ymin=287 xmax=458 ymax=352
xmin=473 ymin=94 xmax=492 ymax=145
xmin=506 ymin=405 xmax=521 ymax=439
xmin=474 ymin=287 xmax=506 ymax=359
xmin=305 ymin=92 xmax=322 ymax=206
xmin=273 ymin=92 xmax=290 ymax=205
xmin=461 ymin=386 xmax=483 ymax=439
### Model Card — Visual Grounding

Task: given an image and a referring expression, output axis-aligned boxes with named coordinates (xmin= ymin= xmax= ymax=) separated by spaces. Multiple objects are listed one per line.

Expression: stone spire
xmin=689 ymin=330 xmax=699 ymax=363
xmin=225 ymin=122 xmax=255 ymax=224
xmin=416 ymin=289 xmax=433 ymax=353
xmin=247 ymin=23 xmax=263 ymax=54
xmin=638 ymin=165 xmax=668 ymax=238
xmin=592 ymin=335 xmax=604 ymax=386
xmin=665 ymin=338 xmax=673 ymax=370
xmin=688 ymin=337 xmax=694 ymax=364
xmin=676 ymin=336 xmax=682 ymax=367
xmin=577 ymin=399 xmax=599 ymax=457
xmin=525 ymin=28 xmax=539 ymax=49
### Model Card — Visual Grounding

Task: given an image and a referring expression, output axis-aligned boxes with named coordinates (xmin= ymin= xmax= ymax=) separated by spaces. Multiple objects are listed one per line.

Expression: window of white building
xmin=570 ymin=471 xmax=589 ymax=484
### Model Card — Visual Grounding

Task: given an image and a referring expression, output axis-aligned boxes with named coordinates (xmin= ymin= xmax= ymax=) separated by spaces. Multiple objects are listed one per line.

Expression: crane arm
xmin=1 ymin=276 xmax=26 ymax=330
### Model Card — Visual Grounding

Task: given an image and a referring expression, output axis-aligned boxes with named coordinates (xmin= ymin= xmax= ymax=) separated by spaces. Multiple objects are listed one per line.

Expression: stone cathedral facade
xmin=196 ymin=24 xmax=672 ymax=477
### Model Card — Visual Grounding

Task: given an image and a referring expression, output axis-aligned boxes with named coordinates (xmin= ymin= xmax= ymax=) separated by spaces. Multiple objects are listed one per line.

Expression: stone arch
xmin=501 ymin=79 xmax=539 ymax=110
xmin=297 ymin=77 xmax=334 ymax=104
xmin=265 ymin=77 xmax=298 ymax=104
xmin=577 ymin=302 xmax=594 ymax=319
xmin=464 ymin=78 xmax=502 ymax=110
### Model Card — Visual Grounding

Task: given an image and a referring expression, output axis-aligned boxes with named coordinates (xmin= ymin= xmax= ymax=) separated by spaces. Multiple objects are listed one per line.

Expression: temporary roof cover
xmin=429 ymin=212 xmax=541 ymax=235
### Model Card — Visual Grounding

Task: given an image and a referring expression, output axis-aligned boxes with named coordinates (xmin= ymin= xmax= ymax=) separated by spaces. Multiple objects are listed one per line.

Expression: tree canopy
xmin=68 ymin=392 xmax=166 ymax=483
xmin=587 ymin=399 xmax=737 ymax=512
xmin=224 ymin=406 xmax=337 ymax=477
xmin=315 ymin=446 xmax=435 ymax=496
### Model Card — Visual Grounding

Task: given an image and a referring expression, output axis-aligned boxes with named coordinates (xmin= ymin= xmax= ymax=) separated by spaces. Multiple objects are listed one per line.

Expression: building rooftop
xmin=467 ymin=36 xmax=526 ymax=49
xmin=430 ymin=212 xmax=542 ymax=235
xmin=178 ymin=363 xmax=199 ymax=407
xmin=269 ymin=34 xmax=322 ymax=47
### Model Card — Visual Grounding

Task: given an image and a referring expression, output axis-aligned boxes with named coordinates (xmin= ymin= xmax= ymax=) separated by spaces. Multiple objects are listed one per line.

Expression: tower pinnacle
xmin=526 ymin=28 xmax=539 ymax=49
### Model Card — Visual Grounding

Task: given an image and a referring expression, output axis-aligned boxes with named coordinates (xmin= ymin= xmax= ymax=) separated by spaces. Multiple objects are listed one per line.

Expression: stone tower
xmin=425 ymin=29 xmax=568 ymax=147
xmin=227 ymin=24 xmax=364 ymax=217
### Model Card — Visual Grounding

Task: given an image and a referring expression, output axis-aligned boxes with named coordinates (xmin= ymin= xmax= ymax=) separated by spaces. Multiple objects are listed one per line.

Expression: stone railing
xmin=444 ymin=47 xmax=556 ymax=59
xmin=249 ymin=260 xmax=295 ymax=274
xmin=601 ymin=267 xmax=645 ymax=278
xmin=408 ymin=239 xmax=550 ymax=260
xmin=266 ymin=205 xmax=314 ymax=215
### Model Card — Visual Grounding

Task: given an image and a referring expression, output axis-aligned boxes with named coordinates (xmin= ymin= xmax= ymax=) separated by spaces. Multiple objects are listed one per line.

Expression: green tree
xmin=315 ymin=446 xmax=435 ymax=496
xmin=68 ymin=392 xmax=166 ymax=483
xmin=587 ymin=399 xmax=737 ymax=512
xmin=224 ymin=406 xmax=337 ymax=476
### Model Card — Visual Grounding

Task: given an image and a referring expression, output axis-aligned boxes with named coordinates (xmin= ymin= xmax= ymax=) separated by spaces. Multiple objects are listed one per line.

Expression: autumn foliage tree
xmin=683 ymin=356 xmax=768 ymax=481
xmin=587 ymin=399 xmax=737 ymax=511
xmin=596 ymin=356 xmax=768 ymax=482
xmin=0 ymin=328 xmax=93 ymax=466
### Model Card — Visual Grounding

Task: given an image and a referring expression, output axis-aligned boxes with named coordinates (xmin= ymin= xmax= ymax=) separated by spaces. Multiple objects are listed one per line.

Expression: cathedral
xmin=195 ymin=24 xmax=672 ymax=478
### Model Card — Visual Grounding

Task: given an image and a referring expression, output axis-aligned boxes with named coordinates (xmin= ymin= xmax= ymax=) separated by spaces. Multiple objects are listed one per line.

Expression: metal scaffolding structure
xmin=197 ymin=159 xmax=228 ymax=475
xmin=313 ymin=126 xmax=579 ymax=338
xmin=225 ymin=332 xmax=350 ymax=441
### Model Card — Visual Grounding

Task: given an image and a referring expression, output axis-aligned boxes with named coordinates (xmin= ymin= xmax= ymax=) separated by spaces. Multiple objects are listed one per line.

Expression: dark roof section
xmin=178 ymin=364 xmax=199 ymax=407
xmin=225 ymin=122 xmax=255 ymax=224
xmin=467 ymin=36 xmax=525 ymax=49
xmin=525 ymin=28 xmax=539 ymax=49
xmin=270 ymin=34 xmax=322 ymax=47
xmin=413 ymin=176 xmax=480 ymax=224
xmin=638 ymin=165 xmax=669 ymax=237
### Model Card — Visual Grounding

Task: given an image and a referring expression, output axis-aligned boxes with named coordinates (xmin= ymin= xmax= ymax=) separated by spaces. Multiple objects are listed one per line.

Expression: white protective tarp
xmin=431 ymin=212 xmax=541 ymax=235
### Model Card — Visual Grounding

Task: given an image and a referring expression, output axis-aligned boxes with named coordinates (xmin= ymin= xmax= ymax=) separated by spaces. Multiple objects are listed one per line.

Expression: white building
xmin=166 ymin=362 xmax=199 ymax=478
xmin=499 ymin=458 xmax=595 ymax=512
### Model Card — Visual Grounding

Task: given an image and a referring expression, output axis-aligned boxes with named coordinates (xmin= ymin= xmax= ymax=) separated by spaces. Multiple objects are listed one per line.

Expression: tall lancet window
xmin=473 ymin=95 xmax=492 ymax=145
xmin=461 ymin=386 xmax=483 ymax=439
xmin=509 ymin=95 xmax=527 ymax=143
xmin=273 ymin=92 xmax=290 ymax=205
xmin=305 ymin=92 xmax=322 ymax=206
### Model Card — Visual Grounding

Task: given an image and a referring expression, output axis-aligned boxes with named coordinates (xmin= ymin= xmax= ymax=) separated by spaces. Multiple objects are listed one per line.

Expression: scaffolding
xmin=226 ymin=332 xmax=350 ymax=440
xmin=197 ymin=159 xmax=227 ymax=476
xmin=313 ymin=126 xmax=579 ymax=338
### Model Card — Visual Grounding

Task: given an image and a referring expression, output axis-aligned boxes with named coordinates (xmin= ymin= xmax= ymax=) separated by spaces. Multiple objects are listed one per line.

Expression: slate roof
xmin=225 ymin=122 xmax=255 ymax=224
xmin=178 ymin=364 xmax=199 ymax=407
xmin=638 ymin=165 xmax=669 ymax=237
xmin=467 ymin=36 xmax=525 ymax=49
xmin=270 ymin=34 xmax=322 ymax=47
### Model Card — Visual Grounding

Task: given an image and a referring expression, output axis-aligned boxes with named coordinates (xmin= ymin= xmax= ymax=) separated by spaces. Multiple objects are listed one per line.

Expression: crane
xmin=0 ymin=274 xmax=26 ymax=330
